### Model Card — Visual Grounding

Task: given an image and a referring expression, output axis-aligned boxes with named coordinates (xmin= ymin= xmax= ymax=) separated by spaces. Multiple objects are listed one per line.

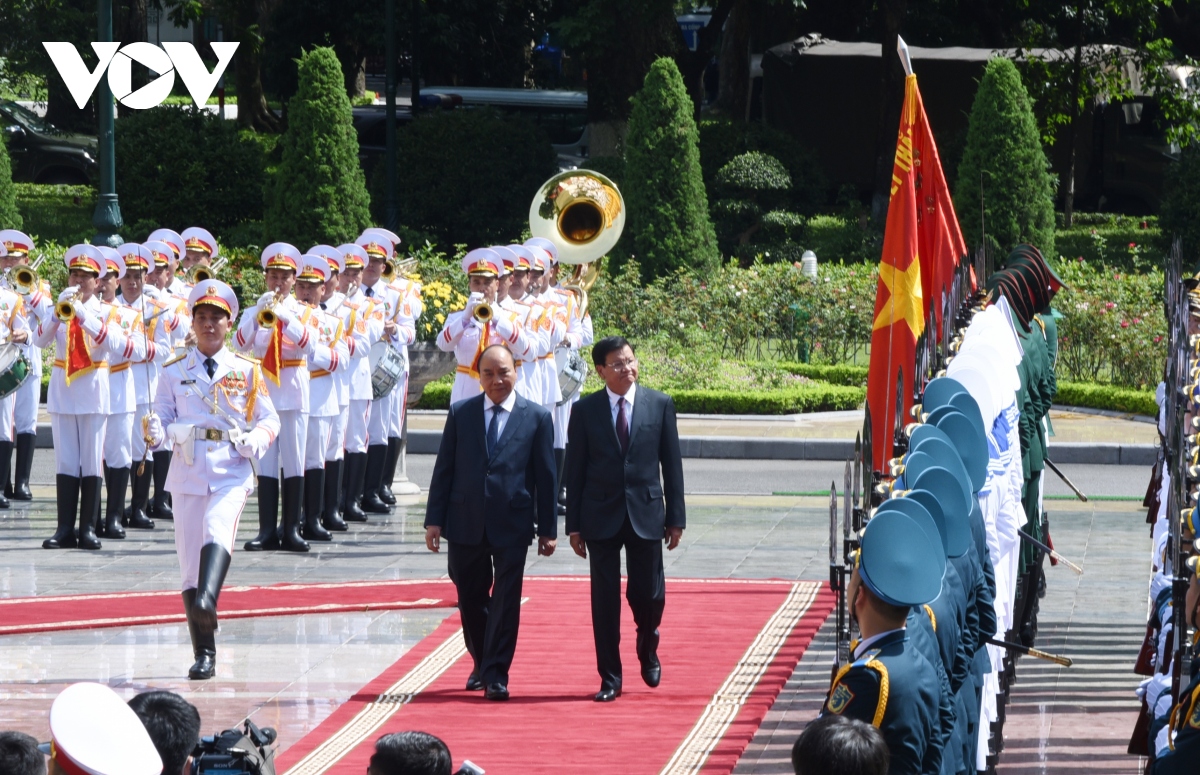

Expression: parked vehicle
xmin=0 ymin=100 xmax=98 ymax=185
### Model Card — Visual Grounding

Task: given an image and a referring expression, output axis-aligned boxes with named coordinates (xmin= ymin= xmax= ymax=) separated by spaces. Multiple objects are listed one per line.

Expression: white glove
xmin=57 ymin=286 xmax=80 ymax=303
xmin=258 ymin=291 xmax=277 ymax=307
xmin=1154 ymin=722 xmax=1173 ymax=757
xmin=1144 ymin=673 xmax=1172 ymax=716
xmin=465 ymin=292 xmax=484 ymax=317
xmin=144 ymin=413 xmax=164 ymax=447
xmin=234 ymin=428 xmax=271 ymax=459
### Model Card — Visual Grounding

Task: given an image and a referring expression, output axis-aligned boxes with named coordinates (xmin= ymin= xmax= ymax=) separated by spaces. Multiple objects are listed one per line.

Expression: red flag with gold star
xmin=867 ymin=73 xmax=925 ymax=472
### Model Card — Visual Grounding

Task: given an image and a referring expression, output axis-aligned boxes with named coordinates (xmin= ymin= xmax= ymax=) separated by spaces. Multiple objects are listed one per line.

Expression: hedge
xmin=775 ymin=362 xmax=869 ymax=387
xmin=1054 ymin=381 xmax=1157 ymax=417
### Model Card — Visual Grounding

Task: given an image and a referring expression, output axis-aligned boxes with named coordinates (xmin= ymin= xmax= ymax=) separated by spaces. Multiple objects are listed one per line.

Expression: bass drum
xmin=0 ymin=343 xmax=31 ymax=399
xmin=368 ymin=341 xmax=406 ymax=399
xmin=555 ymin=348 xmax=587 ymax=406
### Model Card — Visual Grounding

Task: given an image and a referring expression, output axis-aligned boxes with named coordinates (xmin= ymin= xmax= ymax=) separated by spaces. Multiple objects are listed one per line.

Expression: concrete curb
xmin=402 ymin=428 xmax=1156 ymax=465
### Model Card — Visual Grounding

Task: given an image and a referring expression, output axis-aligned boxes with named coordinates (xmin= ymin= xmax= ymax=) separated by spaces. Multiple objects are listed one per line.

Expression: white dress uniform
xmin=0 ymin=229 xmax=44 ymax=502
xmin=0 ymin=285 xmax=28 ymax=447
xmin=37 ymin=246 xmax=143 ymax=552
xmin=149 ymin=280 xmax=280 ymax=679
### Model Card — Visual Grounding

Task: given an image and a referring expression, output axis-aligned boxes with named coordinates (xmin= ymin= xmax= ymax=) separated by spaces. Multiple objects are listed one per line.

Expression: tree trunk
xmin=870 ymin=0 xmax=907 ymax=227
xmin=585 ymin=1 xmax=680 ymax=125
xmin=345 ymin=54 xmax=367 ymax=99
xmin=676 ymin=0 xmax=738 ymax=118
xmin=715 ymin=0 xmax=751 ymax=119
xmin=1063 ymin=1 xmax=1085 ymax=226
xmin=228 ymin=0 xmax=280 ymax=132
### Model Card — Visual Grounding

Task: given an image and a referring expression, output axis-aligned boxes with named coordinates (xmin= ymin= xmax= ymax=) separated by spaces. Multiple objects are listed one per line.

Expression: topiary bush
xmin=801 ymin=214 xmax=875 ymax=264
xmin=1161 ymin=144 xmax=1200 ymax=269
xmin=0 ymin=128 xmax=20 ymax=229
xmin=265 ymin=46 xmax=372 ymax=247
xmin=371 ymin=107 xmax=557 ymax=251
xmin=955 ymin=57 xmax=1056 ymax=258
xmin=698 ymin=117 xmax=826 ymax=215
xmin=711 ymin=151 xmax=803 ymax=264
xmin=115 ymin=106 xmax=265 ymax=234
xmin=623 ymin=57 xmax=719 ymax=281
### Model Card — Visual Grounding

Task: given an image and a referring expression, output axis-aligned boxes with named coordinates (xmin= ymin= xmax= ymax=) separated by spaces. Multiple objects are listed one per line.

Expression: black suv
xmin=0 ymin=100 xmax=98 ymax=185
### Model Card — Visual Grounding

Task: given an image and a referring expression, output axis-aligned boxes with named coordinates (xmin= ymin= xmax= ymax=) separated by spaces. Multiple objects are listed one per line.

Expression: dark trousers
xmin=447 ymin=537 xmax=529 ymax=686
xmin=588 ymin=515 xmax=665 ymax=686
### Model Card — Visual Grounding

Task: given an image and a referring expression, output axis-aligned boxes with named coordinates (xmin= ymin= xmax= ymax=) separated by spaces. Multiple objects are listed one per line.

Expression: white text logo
xmin=42 ymin=42 xmax=239 ymax=110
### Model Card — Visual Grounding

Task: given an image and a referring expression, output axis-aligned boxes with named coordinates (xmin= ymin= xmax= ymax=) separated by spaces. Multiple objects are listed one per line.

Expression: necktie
xmin=204 ymin=357 xmax=216 ymax=379
xmin=616 ymin=397 xmax=629 ymax=455
xmin=487 ymin=406 xmax=504 ymax=457
xmin=365 ymin=287 xmax=374 ymax=297
xmin=320 ymin=301 xmax=327 ymax=310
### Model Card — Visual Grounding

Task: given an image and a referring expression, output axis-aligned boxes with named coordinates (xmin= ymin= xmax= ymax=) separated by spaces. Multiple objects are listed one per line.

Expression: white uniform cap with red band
xmin=64 ymin=244 xmax=107 ymax=278
xmin=357 ymin=234 xmax=393 ymax=262
xmin=506 ymin=244 xmax=536 ymax=273
xmin=308 ymin=244 xmax=345 ymax=275
xmin=298 ymin=254 xmax=331 ymax=283
xmin=0 ymin=229 xmax=33 ymax=257
xmin=143 ymin=241 xmax=175 ymax=267
xmin=146 ymin=228 xmax=184 ymax=258
xmin=188 ymin=279 xmax=240 ymax=319
xmin=0 ymin=244 xmax=6 ymax=258
xmin=97 ymin=246 xmax=125 ymax=280
xmin=44 ymin=682 xmax=163 ymax=775
xmin=337 ymin=243 xmax=369 ymax=270
xmin=462 ymin=248 xmax=502 ymax=276
xmin=362 ymin=227 xmax=402 ymax=247
xmin=524 ymin=237 xmax=558 ymax=265
xmin=260 ymin=242 xmax=302 ymax=272
xmin=181 ymin=226 xmax=219 ymax=259
xmin=118 ymin=243 xmax=154 ymax=272
xmin=490 ymin=246 xmax=518 ymax=276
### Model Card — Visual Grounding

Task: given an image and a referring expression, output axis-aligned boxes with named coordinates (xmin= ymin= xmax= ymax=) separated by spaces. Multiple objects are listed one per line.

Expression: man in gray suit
xmin=424 ymin=345 xmax=557 ymax=701
xmin=565 ymin=336 xmax=686 ymax=702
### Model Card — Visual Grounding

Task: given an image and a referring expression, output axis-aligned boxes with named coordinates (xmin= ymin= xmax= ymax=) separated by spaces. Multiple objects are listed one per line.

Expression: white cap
xmin=46 ymin=682 xmax=163 ymax=775
xmin=146 ymin=228 xmax=184 ymax=258
xmin=298 ymin=254 xmax=331 ymax=283
xmin=308 ymin=244 xmax=345 ymax=275
xmin=260 ymin=243 xmax=302 ymax=272
xmin=181 ymin=226 xmax=219 ymax=258
xmin=64 ymin=245 xmax=107 ymax=278
xmin=97 ymin=246 xmax=125 ymax=280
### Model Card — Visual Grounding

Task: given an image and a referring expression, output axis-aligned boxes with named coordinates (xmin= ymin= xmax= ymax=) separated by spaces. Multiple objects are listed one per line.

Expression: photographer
xmin=369 ymin=732 xmax=451 ymax=775
xmin=128 ymin=691 xmax=202 ymax=775
xmin=0 ymin=731 xmax=45 ymax=775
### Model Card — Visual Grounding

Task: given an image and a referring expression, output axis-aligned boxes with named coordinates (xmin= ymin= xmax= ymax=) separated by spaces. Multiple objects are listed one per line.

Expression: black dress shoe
xmin=484 ymin=683 xmax=509 ymax=701
xmin=188 ymin=653 xmax=216 ymax=680
xmin=465 ymin=672 xmax=484 ymax=691
xmin=594 ymin=683 xmax=622 ymax=702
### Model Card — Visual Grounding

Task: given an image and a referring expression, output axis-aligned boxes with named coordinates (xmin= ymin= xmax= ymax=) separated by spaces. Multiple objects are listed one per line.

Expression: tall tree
xmin=0 ymin=125 xmax=23 ymax=229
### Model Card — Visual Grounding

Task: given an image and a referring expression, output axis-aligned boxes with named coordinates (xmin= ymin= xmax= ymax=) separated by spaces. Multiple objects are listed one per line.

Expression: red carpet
xmin=0 ymin=579 xmax=458 ymax=635
xmin=278 ymin=577 xmax=833 ymax=775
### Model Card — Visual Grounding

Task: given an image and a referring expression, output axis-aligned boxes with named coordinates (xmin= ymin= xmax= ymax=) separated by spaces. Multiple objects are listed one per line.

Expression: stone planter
xmin=406 ymin=342 xmax=457 ymax=407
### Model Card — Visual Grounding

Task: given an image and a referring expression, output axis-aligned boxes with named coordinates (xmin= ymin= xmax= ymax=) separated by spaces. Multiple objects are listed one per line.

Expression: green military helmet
xmin=929 ymin=408 xmax=988 ymax=493
xmin=908 ymin=467 xmax=972 ymax=558
xmin=859 ymin=505 xmax=946 ymax=607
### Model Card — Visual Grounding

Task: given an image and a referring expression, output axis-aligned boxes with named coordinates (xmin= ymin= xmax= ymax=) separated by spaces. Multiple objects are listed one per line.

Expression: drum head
xmin=368 ymin=340 xmax=387 ymax=371
xmin=0 ymin=344 xmax=21 ymax=372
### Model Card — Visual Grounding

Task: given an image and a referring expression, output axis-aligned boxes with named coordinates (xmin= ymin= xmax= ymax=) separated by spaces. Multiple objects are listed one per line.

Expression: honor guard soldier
xmin=146 ymin=281 xmax=280 ymax=679
xmin=335 ymin=242 xmax=385 ymax=522
xmin=95 ymin=248 xmax=145 ymax=540
xmin=438 ymin=248 xmax=533 ymax=405
xmin=294 ymin=254 xmax=350 ymax=541
xmin=823 ymin=505 xmax=945 ymax=775
xmin=0 ymin=229 xmax=45 ymax=501
xmin=1149 ymin=556 xmax=1200 ymax=773
xmin=0 ymin=239 xmax=30 ymax=511
xmin=236 ymin=243 xmax=327 ymax=552
xmin=37 ymin=245 xmax=143 ymax=551
xmin=117 ymin=242 xmax=176 ymax=531
xmin=43 ymin=682 xmax=163 ymax=775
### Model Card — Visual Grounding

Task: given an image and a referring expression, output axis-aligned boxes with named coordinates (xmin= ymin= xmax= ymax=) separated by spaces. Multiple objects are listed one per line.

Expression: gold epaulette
xmin=163 ymin=352 xmax=187 ymax=367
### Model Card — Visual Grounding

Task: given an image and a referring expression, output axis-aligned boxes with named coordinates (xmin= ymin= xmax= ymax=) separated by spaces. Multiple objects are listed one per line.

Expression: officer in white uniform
xmin=117 ymin=242 xmax=177 ymax=531
xmin=95 ymin=248 xmax=144 ymax=540
xmin=0 ymin=229 xmax=44 ymax=502
xmin=235 ymin=243 xmax=327 ymax=552
xmin=335 ymin=242 xmax=385 ymax=522
xmin=294 ymin=254 xmax=349 ymax=542
xmin=36 ymin=245 xmax=143 ymax=551
xmin=147 ymin=280 xmax=280 ymax=679
xmin=145 ymin=238 xmax=191 ymax=521
xmin=148 ymin=228 xmax=190 ymax=298
xmin=43 ymin=682 xmax=163 ymax=775
xmin=437 ymin=248 xmax=533 ymax=405
xmin=0 ymin=241 xmax=28 ymax=511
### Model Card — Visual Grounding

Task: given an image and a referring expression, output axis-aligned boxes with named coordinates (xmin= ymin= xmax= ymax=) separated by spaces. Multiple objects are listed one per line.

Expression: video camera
xmin=191 ymin=719 xmax=277 ymax=775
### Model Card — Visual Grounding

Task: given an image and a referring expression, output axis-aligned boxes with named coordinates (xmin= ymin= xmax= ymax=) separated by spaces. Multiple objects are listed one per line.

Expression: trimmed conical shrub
xmin=0 ymin=129 xmax=21 ymax=229
xmin=955 ymin=57 xmax=1056 ymax=258
xmin=624 ymin=57 xmax=719 ymax=281
xmin=265 ymin=46 xmax=371 ymax=246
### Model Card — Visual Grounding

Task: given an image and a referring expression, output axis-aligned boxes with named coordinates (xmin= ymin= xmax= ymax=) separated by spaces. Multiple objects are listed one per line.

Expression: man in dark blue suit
xmin=424 ymin=345 xmax=557 ymax=701
xmin=565 ymin=336 xmax=686 ymax=702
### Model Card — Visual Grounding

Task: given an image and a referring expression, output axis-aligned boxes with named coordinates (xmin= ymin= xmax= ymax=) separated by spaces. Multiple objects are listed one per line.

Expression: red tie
xmin=616 ymin=397 xmax=629 ymax=455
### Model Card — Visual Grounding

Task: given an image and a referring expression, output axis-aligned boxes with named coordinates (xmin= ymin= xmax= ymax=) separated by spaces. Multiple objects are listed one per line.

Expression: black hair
xmin=791 ymin=714 xmax=889 ymax=775
xmin=127 ymin=691 xmax=202 ymax=775
xmin=369 ymin=731 xmax=452 ymax=775
xmin=0 ymin=731 xmax=45 ymax=775
xmin=591 ymin=336 xmax=635 ymax=368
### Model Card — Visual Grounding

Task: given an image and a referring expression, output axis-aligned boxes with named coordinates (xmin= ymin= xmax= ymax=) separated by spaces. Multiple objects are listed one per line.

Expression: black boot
xmin=360 ymin=445 xmax=392 ymax=514
xmin=0 ymin=440 xmax=12 ymax=508
xmin=43 ymin=474 xmax=80 ymax=549
xmin=125 ymin=459 xmax=155 ymax=529
xmin=77 ymin=476 xmax=103 ymax=550
xmin=182 ymin=588 xmax=214 ymax=680
xmin=342 ymin=452 xmax=369 ymax=522
xmin=323 ymin=459 xmax=348 ymax=531
xmin=555 ymin=447 xmax=567 ymax=518
xmin=190 ymin=544 xmax=230 ymax=680
xmin=182 ymin=588 xmax=199 ymax=655
xmin=379 ymin=437 xmax=401 ymax=505
xmin=10 ymin=433 xmax=33 ymax=501
xmin=101 ymin=465 xmax=127 ymax=539
xmin=280 ymin=476 xmax=310 ymax=552
xmin=303 ymin=468 xmax=332 ymax=541
xmin=150 ymin=450 xmax=173 ymax=520
xmin=245 ymin=476 xmax=280 ymax=551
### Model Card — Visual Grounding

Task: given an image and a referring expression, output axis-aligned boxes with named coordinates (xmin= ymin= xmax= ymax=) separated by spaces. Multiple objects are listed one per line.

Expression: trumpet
xmin=257 ymin=290 xmax=285 ymax=326
xmin=56 ymin=299 xmax=77 ymax=322
xmin=473 ymin=302 xmax=493 ymax=323
xmin=188 ymin=256 xmax=228 ymax=284
xmin=10 ymin=253 xmax=47 ymax=296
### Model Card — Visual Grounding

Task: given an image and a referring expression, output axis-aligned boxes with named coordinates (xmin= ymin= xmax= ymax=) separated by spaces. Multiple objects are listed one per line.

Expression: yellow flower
xmin=436 ymin=313 xmax=445 ymax=323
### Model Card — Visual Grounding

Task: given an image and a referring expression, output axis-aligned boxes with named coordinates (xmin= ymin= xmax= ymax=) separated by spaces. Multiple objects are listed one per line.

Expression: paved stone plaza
xmin=0 ymin=452 xmax=1152 ymax=773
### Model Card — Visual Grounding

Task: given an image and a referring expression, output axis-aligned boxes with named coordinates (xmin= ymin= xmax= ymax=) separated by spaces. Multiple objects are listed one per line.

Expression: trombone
xmin=380 ymin=257 xmax=418 ymax=283
xmin=188 ymin=256 xmax=228 ymax=284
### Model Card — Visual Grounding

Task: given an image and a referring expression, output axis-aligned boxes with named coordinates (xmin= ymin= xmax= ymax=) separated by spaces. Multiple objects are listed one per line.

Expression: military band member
xmin=38 ymin=245 xmax=143 ymax=551
xmin=496 ymin=245 xmax=549 ymax=405
xmin=336 ymin=242 xmax=385 ymax=522
xmin=294 ymin=255 xmax=350 ymax=541
xmin=148 ymin=228 xmax=189 ymax=297
xmin=117 ymin=243 xmax=175 ymax=531
xmin=0 ymin=229 xmax=44 ymax=501
xmin=145 ymin=239 xmax=191 ymax=521
xmin=357 ymin=232 xmax=403 ymax=513
xmin=235 ymin=243 xmax=327 ymax=552
xmin=145 ymin=281 xmax=280 ymax=679
xmin=437 ymin=248 xmax=532 ymax=406
xmin=379 ymin=233 xmax=423 ymax=507
xmin=0 ymin=239 xmax=30 ymax=511
xmin=180 ymin=226 xmax=218 ymax=273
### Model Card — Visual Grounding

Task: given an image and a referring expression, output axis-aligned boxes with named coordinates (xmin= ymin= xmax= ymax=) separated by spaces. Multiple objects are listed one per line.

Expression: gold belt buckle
xmin=204 ymin=428 xmax=223 ymax=442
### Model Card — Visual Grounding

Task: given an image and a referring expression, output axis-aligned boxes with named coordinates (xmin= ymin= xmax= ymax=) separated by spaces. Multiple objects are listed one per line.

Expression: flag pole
xmin=896 ymin=35 xmax=914 ymax=77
